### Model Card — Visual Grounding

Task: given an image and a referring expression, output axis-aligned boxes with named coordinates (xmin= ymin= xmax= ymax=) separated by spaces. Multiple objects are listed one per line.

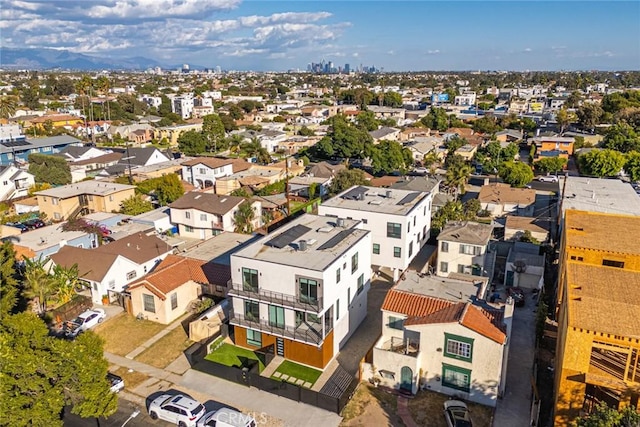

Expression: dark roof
xmin=316 ymin=229 xmax=357 ymax=251
xmin=95 ymin=233 xmax=173 ymax=264
xmin=169 ymin=192 xmax=246 ymax=215
xmin=265 ymin=224 xmax=312 ymax=249
xmin=306 ymin=161 xmax=346 ymax=179
xmin=58 ymin=146 xmax=92 ymax=159
xmin=118 ymin=147 xmax=166 ymax=166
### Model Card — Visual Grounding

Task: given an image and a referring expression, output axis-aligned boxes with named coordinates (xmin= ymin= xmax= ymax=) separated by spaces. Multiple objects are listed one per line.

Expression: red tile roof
xmin=381 ymin=290 xmax=453 ymax=317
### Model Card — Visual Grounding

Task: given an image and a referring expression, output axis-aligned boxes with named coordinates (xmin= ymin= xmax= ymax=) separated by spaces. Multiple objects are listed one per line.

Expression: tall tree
xmin=534 ymin=157 xmax=568 ymax=174
xmin=120 ymin=195 xmax=154 ymax=215
xmin=96 ymin=76 xmax=111 ymax=121
xmin=51 ymin=264 xmax=79 ymax=304
xmin=370 ymin=140 xmax=413 ymax=175
xmin=499 ymin=161 xmax=534 ymax=187
xmin=22 ymin=256 xmax=56 ymax=313
xmin=330 ymin=169 xmax=368 ymax=194
xmin=28 ymin=153 xmax=72 ymax=185
xmin=420 ymin=107 xmax=449 ymax=132
xmin=574 ymin=401 xmax=640 ymax=427
xmin=445 ymin=162 xmax=473 ymax=199
xmin=555 ymin=108 xmax=575 ymax=134
xmin=579 ymin=149 xmax=626 ymax=177
xmin=202 ymin=114 xmax=226 ymax=153
xmin=576 ymin=103 xmax=603 ymax=131
xmin=0 ymin=95 xmax=18 ymax=119
xmin=602 ymin=122 xmax=640 ymax=153
xmin=178 ymin=130 xmax=208 ymax=155
xmin=233 ymin=201 xmax=256 ymax=234
xmin=0 ymin=241 xmax=18 ymax=317
xmin=355 ymin=110 xmax=380 ymax=131
xmin=624 ymin=151 xmax=640 ymax=182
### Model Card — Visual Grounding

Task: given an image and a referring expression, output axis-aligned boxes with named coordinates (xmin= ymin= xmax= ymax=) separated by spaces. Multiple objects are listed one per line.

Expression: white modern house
xmin=228 ymin=214 xmax=372 ymax=369
xmin=172 ymin=95 xmax=194 ymax=120
xmin=0 ymin=164 xmax=34 ymax=201
xmin=319 ymin=185 xmax=433 ymax=280
xmin=436 ymin=221 xmax=494 ymax=277
xmin=369 ymin=269 xmax=512 ymax=406
xmin=169 ymin=192 xmax=261 ymax=239
xmin=181 ymin=157 xmax=251 ymax=189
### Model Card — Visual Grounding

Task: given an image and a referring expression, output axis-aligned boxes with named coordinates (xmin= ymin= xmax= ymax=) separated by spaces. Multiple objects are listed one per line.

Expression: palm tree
xmin=0 ymin=95 xmax=17 ymax=119
xmin=75 ymin=75 xmax=93 ymax=120
xmin=241 ymin=137 xmax=270 ymax=164
xmin=445 ymin=163 xmax=473 ymax=200
xmin=96 ymin=76 xmax=111 ymax=121
xmin=227 ymin=134 xmax=244 ymax=155
xmin=23 ymin=257 xmax=55 ymax=313
xmin=52 ymin=263 xmax=80 ymax=304
xmin=422 ymin=150 xmax=440 ymax=168
xmin=233 ymin=200 xmax=256 ymax=234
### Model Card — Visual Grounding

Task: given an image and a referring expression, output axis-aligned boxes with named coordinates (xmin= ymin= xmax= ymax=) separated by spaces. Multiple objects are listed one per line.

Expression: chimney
xmin=386 ymin=190 xmax=392 ymax=198
xmin=336 ymin=217 xmax=345 ymax=228
xmin=298 ymin=240 xmax=308 ymax=251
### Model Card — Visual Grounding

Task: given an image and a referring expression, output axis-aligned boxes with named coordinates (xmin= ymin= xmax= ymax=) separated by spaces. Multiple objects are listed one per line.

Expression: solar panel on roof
xmin=397 ymin=192 xmax=421 ymax=206
xmin=264 ymin=224 xmax=311 ymax=249
xmin=317 ymin=228 xmax=356 ymax=251
xmin=1 ymin=140 xmax=31 ymax=148
xmin=341 ymin=186 xmax=368 ymax=200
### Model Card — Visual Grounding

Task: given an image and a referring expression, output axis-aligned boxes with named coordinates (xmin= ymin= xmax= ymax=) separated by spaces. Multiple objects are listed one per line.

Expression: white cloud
xmin=387 ymin=50 xmax=395 ymax=55
xmin=524 ymin=47 xmax=532 ymax=52
xmin=426 ymin=49 xmax=440 ymax=55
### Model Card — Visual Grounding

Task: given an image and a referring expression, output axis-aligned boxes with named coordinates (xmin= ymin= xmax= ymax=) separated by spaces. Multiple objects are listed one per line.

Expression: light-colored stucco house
xmin=169 ymin=192 xmax=261 ymax=239
xmin=0 ymin=164 xmax=34 ymax=201
xmin=228 ymin=214 xmax=372 ymax=369
xmin=370 ymin=270 xmax=513 ymax=406
xmin=181 ymin=157 xmax=251 ymax=190
xmin=319 ymin=185 xmax=433 ymax=280
xmin=478 ymin=183 xmax=536 ymax=218
xmin=12 ymin=223 xmax=97 ymax=261
xmin=436 ymin=221 xmax=494 ymax=278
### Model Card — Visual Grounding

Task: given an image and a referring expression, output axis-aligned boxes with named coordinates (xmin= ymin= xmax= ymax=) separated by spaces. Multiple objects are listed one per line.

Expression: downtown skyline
xmin=1 ymin=0 xmax=639 ymax=72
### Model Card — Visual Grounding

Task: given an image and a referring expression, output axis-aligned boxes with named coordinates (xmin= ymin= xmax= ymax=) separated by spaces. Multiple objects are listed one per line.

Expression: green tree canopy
xmin=420 ymin=107 xmax=449 ymax=132
xmin=573 ymin=401 xmax=640 ymax=427
xmin=601 ymin=90 xmax=640 ymax=115
xmin=202 ymin=114 xmax=226 ymax=153
xmin=624 ymin=151 xmax=640 ymax=182
xmin=330 ymin=169 xmax=368 ymax=194
xmin=219 ymin=113 xmax=238 ymax=132
xmin=233 ymin=200 xmax=255 ymax=234
xmin=121 ymin=194 xmax=154 ymax=215
xmin=355 ymin=110 xmax=380 ymax=131
xmin=472 ymin=116 xmax=502 ymax=134
xmin=576 ymin=103 xmax=604 ymax=131
xmin=178 ymin=130 xmax=208 ymax=155
xmin=534 ymin=157 xmax=568 ymax=174
xmin=136 ymin=174 xmax=184 ymax=206
xmin=578 ymin=149 xmax=626 ymax=177
xmin=0 ymin=241 xmax=18 ymax=317
xmin=28 ymin=153 xmax=72 ymax=185
xmin=445 ymin=161 xmax=473 ymax=198
xmin=382 ymin=91 xmax=403 ymax=108
xmin=431 ymin=200 xmax=480 ymax=233
xmin=498 ymin=161 xmax=534 ymax=187
xmin=370 ymin=140 xmax=413 ymax=176
xmin=601 ymin=122 xmax=640 ymax=153
xmin=312 ymin=114 xmax=373 ymax=160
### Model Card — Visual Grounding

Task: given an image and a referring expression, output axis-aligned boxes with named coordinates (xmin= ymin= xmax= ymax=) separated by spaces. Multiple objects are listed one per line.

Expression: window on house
xmin=440 ymin=262 xmax=448 ymax=273
xmin=441 ymin=241 xmax=449 ymax=252
xmin=444 ymin=333 xmax=474 ymax=361
xmin=299 ymin=278 xmax=318 ymax=304
xmin=200 ymin=213 xmax=207 ymax=221
xmin=126 ymin=271 xmax=137 ymax=280
xmin=409 ymin=242 xmax=413 ymax=258
xmin=88 ymin=195 xmax=93 ymax=201
xmin=459 ymin=244 xmax=481 ymax=255
xmin=336 ymin=299 xmax=340 ymax=320
xmin=185 ymin=211 xmax=191 ymax=219
xmin=357 ymin=274 xmax=364 ymax=295
xmin=413 ymin=216 xmax=416 ymax=226
xmin=351 ymin=252 xmax=358 ymax=273
xmin=373 ymin=243 xmax=380 ymax=255
xmin=394 ymin=247 xmax=401 ymax=258
xmin=602 ymin=259 xmax=625 ymax=268
xmin=362 ymin=219 xmax=368 ymax=224
xmin=242 ymin=268 xmax=259 ymax=292
xmin=42 ymin=196 xmax=47 ymax=202
xmin=244 ymin=300 xmax=259 ymax=320
xmin=185 ymin=225 xmax=193 ymax=232
xmin=407 ymin=222 xmax=411 ymax=232
xmin=268 ymin=305 xmax=285 ymax=328
xmin=109 ymin=195 xmax=113 ymax=202
xmin=442 ymin=364 xmax=471 ymax=393
xmin=388 ymin=316 xmax=404 ymax=330
xmin=143 ymin=294 xmax=155 ymax=313
xmin=336 ymin=268 xmax=341 ymax=283
xmin=199 ymin=168 xmax=206 ymax=174
xmin=52 ymin=198 xmax=59 ymax=205
xmin=170 ymin=293 xmax=178 ymax=310
xmin=246 ymin=329 xmax=262 ymax=347
xmin=387 ymin=222 xmax=402 ymax=239
xmin=458 ymin=264 xmax=469 ymax=274
xmin=347 ymin=288 xmax=351 ymax=305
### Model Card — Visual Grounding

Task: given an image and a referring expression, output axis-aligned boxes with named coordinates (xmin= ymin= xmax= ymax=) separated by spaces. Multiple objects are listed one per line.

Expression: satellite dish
xmin=513 ymin=259 xmax=527 ymax=274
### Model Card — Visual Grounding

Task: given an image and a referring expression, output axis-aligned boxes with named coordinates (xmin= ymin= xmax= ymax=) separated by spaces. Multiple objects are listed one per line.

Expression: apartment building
xmin=228 ymin=214 xmax=372 ymax=369
xmin=554 ymin=210 xmax=640 ymax=425
xmin=436 ymin=221 xmax=494 ymax=278
xmin=35 ymin=181 xmax=135 ymax=221
xmin=318 ymin=185 xmax=433 ymax=280
xmin=172 ymin=95 xmax=194 ymax=120
xmin=181 ymin=157 xmax=251 ymax=190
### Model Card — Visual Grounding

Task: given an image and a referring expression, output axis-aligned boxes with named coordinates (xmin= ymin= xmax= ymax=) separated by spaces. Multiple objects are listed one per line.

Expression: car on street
xmin=22 ymin=218 xmax=45 ymax=229
xmin=507 ymin=286 xmax=526 ymax=307
xmin=444 ymin=400 xmax=473 ymax=427
xmin=149 ymin=394 xmax=206 ymax=427
xmin=6 ymin=222 xmax=29 ymax=232
xmin=412 ymin=167 xmax=429 ymax=175
xmin=537 ymin=174 xmax=558 ymax=183
xmin=107 ymin=372 xmax=124 ymax=393
xmin=197 ymin=407 xmax=257 ymax=427
xmin=64 ymin=308 xmax=106 ymax=338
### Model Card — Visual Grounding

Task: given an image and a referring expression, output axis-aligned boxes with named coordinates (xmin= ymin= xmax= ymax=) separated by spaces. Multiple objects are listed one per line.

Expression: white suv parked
xmin=537 ymin=174 xmax=559 ymax=183
xmin=149 ymin=394 xmax=206 ymax=427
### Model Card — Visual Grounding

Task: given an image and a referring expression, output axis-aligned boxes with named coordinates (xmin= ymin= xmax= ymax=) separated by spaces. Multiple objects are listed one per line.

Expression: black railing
xmin=229 ymin=309 xmax=328 ymax=345
xmin=228 ymin=282 xmax=323 ymax=312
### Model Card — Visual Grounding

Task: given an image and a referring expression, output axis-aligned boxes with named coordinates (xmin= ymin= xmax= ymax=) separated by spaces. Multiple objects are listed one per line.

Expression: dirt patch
xmin=111 ymin=366 xmax=149 ymax=391
xmin=94 ymin=312 xmax=166 ymax=356
xmin=135 ymin=326 xmax=193 ymax=369
xmin=408 ymin=390 xmax=493 ymax=427
xmin=341 ymin=384 xmax=404 ymax=426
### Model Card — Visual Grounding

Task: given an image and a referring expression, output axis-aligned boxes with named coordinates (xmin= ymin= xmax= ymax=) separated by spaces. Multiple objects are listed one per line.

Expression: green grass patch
xmin=205 ymin=343 xmax=265 ymax=372
xmin=272 ymin=360 xmax=322 ymax=386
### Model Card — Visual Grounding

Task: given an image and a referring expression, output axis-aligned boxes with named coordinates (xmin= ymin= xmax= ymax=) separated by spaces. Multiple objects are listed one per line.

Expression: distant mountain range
xmin=0 ymin=48 xmax=199 ymax=71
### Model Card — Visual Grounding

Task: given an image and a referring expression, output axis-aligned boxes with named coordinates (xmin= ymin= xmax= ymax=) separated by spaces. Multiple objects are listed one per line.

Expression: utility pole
xmin=285 ymin=148 xmax=291 ymax=216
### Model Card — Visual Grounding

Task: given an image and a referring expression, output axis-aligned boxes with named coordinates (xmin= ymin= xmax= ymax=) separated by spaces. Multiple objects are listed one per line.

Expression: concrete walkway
xmin=125 ymin=314 xmax=188 ymax=359
xmin=397 ymin=396 xmax=418 ymax=427
xmin=260 ymin=355 xmax=284 ymax=378
xmin=493 ymin=301 xmax=537 ymax=426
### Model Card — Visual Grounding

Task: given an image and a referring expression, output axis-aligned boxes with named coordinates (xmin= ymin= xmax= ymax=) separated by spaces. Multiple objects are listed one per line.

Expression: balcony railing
xmin=228 ymin=282 xmax=323 ymax=312
xmin=229 ymin=309 xmax=328 ymax=345
xmin=377 ymin=337 xmax=420 ymax=358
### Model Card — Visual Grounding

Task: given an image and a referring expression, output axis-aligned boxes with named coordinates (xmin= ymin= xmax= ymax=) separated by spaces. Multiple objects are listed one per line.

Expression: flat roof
xmin=35 ymin=181 xmax=135 ymax=198
xmin=394 ymin=270 xmax=489 ymax=304
xmin=183 ymin=232 xmax=258 ymax=265
xmin=131 ymin=207 xmax=170 ymax=222
xmin=11 ymin=224 xmax=90 ymax=251
xmin=233 ymin=214 xmax=370 ymax=271
xmin=320 ymin=185 xmax=430 ymax=216
xmin=560 ymin=176 xmax=640 ymax=216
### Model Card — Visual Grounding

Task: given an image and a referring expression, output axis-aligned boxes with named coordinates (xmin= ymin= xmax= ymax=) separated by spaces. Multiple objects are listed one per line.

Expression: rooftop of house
xmin=232 ymin=214 xmax=370 ymax=271
xmin=564 ymin=210 xmax=640 ymax=256
xmin=390 ymin=176 xmax=441 ymax=194
xmin=127 ymin=255 xmax=211 ymax=299
xmin=532 ymin=136 xmax=575 ymax=144
xmin=369 ymin=127 xmax=400 ymax=140
xmin=35 ymin=181 xmax=135 ymax=198
xmin=560 ymin=177 xmax=640 ymax=216
xmin=181 ymin=157 xmax=252 ymax=173
xmin=181 ymin=232 xmax=258 ymax=265
xmin=566 ymin=261 xmax=640 ymax=339
xmin=437 ymin=221 xmax=494 ymax=246
xmin=169 ymin=192 xmax=246 ymax=216
xmin=478 ymin=183 xmax=536 ymax=206
xmin=504 ymin=215 xmax=552 ymax=234
xmin=1 ymin=135 xmax=82 ymax=155
xmin=11 ymin=224 xmax=91 ymax=252
xmin=117 ymin=147 xmax=169 ymax=166
xmin=50 ymin=246 xmax=117 ymax=282
xmin=95 ymin=232 xmax=173 ymax=264
xmin=288 ymin=175 xmax=330 ymax=186
xmin=306 ymin=161 xmax=347 ymax=179
xmin=130 ymin=207 xmax=170 ymax=223
xmin=321 ymin=185 xmax=431 ymax=216
xmin=70 ymin=152 xmax=123 ymax=166
xmin=394 ymin=269 xmax=489 ymax=303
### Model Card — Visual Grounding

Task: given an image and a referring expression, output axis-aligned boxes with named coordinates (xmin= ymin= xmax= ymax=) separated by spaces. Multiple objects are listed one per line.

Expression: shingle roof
xmin=95 ymin=233 xmax=173 ymax=264
xmin=169 ymin=192 xmax=245 ymax=215
xmin=437 ymin=221 xmax=494 ymax=245
xmin=50 ymin=245 xmax=118 ymax=282
xmin=478 ymin=183 xmax=535 ymax=206
xmin=181 ymin=157 xmax=252 ymax=173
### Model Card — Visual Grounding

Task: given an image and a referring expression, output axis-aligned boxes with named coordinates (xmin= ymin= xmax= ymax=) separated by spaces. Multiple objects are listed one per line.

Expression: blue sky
xmin=2 ymin=0 xmax=639 ymax=71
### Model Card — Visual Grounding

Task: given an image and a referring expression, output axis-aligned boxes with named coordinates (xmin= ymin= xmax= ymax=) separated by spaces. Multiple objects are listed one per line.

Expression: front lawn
xmin=94 ymin=312 xmax=166 ymax=356
xmin=271 ymin=360 xmax=322 ymax=387
xmin=135 ymin=326 xmax=193 ymax=369
xmin=205 ymin=343 xmax=265 ymax=372
xmin=408 ymin=390 xmax=494 ymax=427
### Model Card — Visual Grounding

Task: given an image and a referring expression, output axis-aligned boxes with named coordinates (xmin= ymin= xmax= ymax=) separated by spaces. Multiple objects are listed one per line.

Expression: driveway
xmin=493 ymin=299 xmax=537 ymax=427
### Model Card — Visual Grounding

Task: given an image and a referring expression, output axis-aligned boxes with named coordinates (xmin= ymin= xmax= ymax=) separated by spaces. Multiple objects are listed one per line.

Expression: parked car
xmin=507 ymin=286 xmax=526 ymax=307
xmin=64 ymin=308 xmax=106 ymax=338
xmin=197 ymin=408 xmax=257 ymax=427
xmin=5 ymin=222 xmax=29 ymax=233
xmin=149 ymin=394 xmax=206 ymax=427
xmin=107 ymin=372 xmax=124 ymax=393
xmin=444 ymin=400 xmax=473 ymax=427
xmin=22 ymin=218 xmax=45 ymax=229
xmin=537 ymin=174 xmax=558 ymax=183
xmin=412 ymin=167 xmax=429 ymax=175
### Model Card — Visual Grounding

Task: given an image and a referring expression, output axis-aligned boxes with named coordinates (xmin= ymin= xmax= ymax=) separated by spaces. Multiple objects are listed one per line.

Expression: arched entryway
xmin=400 ymin=366 xmax=413 ymax=392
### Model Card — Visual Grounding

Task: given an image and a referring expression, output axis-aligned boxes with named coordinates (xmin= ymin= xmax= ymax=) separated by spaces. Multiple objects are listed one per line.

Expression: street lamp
xmin=121 ymin=408 xmax=140 ymax=427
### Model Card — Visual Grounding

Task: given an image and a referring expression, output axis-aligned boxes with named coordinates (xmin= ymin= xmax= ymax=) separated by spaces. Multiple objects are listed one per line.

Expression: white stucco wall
xmin=436 ymin=240 xmax=487 ymax=277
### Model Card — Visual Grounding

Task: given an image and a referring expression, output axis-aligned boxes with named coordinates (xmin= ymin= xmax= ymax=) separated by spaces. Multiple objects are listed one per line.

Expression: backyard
xmin=205 ymin=339 xmax=265 ymax=372
xmin=271 ymin=360 xmax=322 ymax=388
xmin=93 ymin=312 xmax=166 ymax=356
xmin=135 ymin=326 xmax=194 ymax=369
